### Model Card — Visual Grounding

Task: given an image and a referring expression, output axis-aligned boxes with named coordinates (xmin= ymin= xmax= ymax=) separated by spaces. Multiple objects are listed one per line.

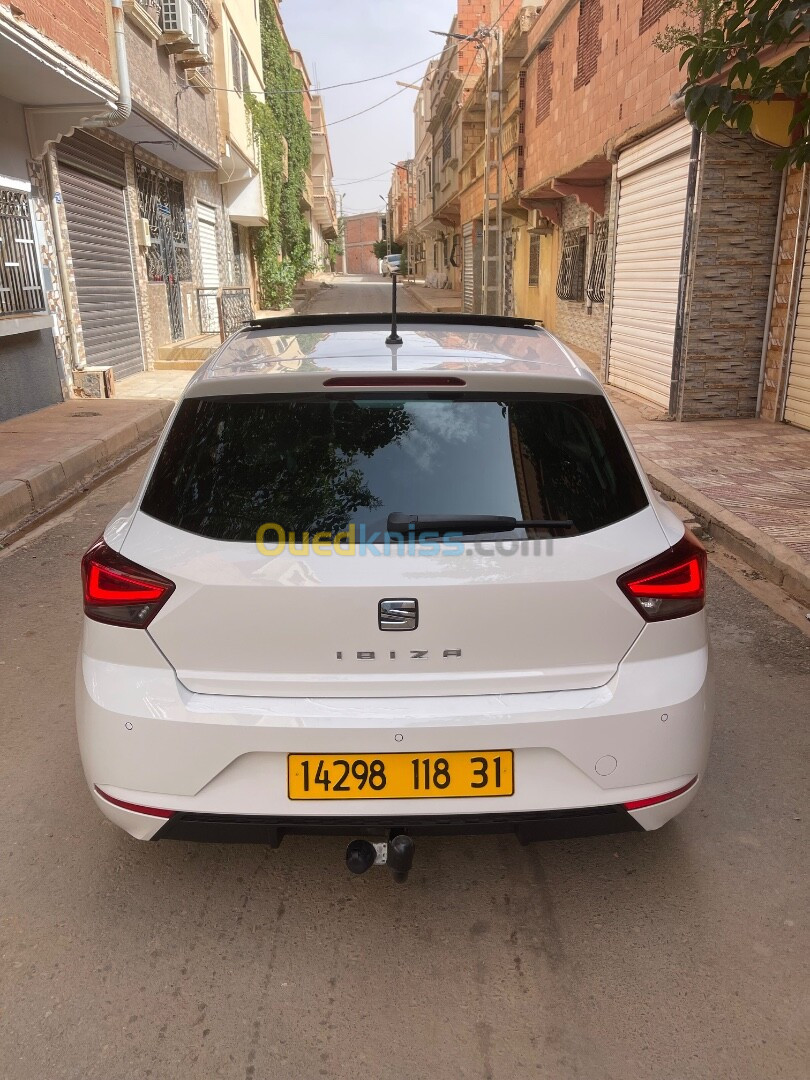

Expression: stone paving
xmin=116 ymin=370 xmax=194 ymax=399
xmin=626 ymin=419 xmax=810 ymax=561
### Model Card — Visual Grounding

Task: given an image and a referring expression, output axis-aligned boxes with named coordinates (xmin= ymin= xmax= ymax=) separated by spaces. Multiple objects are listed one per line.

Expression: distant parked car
xmin=381 ymin=254 xmax=401 ymax=276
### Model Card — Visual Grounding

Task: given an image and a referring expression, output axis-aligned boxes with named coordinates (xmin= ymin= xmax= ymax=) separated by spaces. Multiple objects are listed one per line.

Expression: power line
xmin=333 ymin=170 xmax=393 ymax=185
xmin=199 ymin=49 xmax=444 ymax=98
xmin=329 ymin=85 xmax=411 ymax=126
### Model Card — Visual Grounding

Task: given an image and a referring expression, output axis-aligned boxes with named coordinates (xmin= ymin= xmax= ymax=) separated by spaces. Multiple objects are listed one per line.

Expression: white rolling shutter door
xmin=607 ymin=121 xmax=693 ymax=409
xmin=197 ymin=203 xmax=220 ymax=289
xmin=784 ymin=227 xmax=810 ymax=430
xmin=462 ymin=223 xmax=474 ymax=313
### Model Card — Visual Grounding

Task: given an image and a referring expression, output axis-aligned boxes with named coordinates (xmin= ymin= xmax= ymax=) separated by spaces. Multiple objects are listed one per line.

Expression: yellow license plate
xmin=288 ymin=751 xmax=514 ymax=801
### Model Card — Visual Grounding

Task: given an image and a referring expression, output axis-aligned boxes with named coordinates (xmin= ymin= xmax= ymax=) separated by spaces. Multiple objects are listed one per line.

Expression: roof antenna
xmin=386 ymin=272 xmax=403 ymax=345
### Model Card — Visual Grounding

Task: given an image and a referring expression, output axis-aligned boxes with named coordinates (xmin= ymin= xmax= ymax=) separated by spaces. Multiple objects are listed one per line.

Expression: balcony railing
xmin=0 ymin=187 xmax=46 ymax=316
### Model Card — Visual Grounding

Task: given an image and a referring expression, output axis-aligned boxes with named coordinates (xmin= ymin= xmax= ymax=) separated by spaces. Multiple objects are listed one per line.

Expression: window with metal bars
xmin=586 ymin=218 xmax=609 ymax=304
xmin=535 ymin=46 xmax=553 ymax=126
xmin=528 ymin=233 xmax=541 ymax=288
xmin=574 ymin=0 xmax=603 ymax=91
xmin=556 ymin=227 xmax=587 ymax=302
xmin=135 ymin=161 xmax=192 ymax=282
xmin=640 ymin=0 xmax=676 ymax=34
xmin=0 ymin=187 xmax=45 ymax=315
xmin=442 ymin=126 xmax=452 ymax=163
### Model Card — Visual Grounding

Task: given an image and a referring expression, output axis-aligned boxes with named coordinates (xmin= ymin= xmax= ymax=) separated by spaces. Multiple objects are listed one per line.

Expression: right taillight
xmin=81 ymin=537 xmax=175 ymax=629
xmin=617 ymin=531 xmax=707 ymax=622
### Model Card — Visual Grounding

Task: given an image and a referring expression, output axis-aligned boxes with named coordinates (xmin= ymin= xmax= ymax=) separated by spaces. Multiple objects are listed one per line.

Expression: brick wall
xmin=678 ymin=128 xmax=782 ymax=419
xmin=13 ymin=0 xmax=113 ymax=82
xmin=457 ymin=1 xmax=489 ymax=73
xmin=344 ymin=213 xmax=382 ymax=275
xmin=760 ymin=168 xmax=804 ymax=421
xmin=523 ymin=0 xmax=687 ymax=190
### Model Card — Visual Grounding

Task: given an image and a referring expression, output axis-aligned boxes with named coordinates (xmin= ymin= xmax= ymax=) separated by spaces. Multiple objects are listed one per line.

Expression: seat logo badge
xmin=379 ymin=598 xmax=418 ymax=632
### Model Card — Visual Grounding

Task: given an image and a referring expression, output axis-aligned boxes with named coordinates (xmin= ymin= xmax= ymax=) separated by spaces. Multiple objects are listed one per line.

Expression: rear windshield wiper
xmin=387 ymin=513 xmax=574 ymax=535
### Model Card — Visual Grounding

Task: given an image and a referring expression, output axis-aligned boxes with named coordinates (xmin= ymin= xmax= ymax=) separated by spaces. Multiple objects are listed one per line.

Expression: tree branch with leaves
xmin=657 ymin=1 xmax=810 ymax=169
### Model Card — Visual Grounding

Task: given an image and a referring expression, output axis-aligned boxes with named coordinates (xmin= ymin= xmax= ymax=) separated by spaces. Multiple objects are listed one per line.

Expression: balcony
xmin=311 ymin=127 xmax=328 ymax=159
xmin=460 ymin=142 xmax=486 ymax=191
xmin=300 ymin=173 xmax=314 ymax=211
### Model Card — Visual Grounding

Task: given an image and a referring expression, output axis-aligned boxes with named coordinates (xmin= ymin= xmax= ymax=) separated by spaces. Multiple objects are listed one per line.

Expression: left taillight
xmin=81 ymin=537 xmax=175 ymax=629
xmin=617 ymin=530 xmax=707 ymax=622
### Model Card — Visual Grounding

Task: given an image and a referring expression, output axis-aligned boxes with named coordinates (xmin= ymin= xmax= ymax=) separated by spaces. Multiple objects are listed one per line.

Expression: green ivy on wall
xmin=247 ymin=0 xmax=313 ymax=308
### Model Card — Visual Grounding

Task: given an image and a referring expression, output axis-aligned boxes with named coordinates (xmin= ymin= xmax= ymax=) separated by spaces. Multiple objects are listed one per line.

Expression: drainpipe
xmin=86 ymin=0 xmax=132 ymax=128
xmin=755 ymin=166 xmax=788 ymax=417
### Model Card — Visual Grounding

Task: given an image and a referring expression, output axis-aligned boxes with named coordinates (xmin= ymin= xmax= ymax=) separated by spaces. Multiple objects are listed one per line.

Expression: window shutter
xmin=231 ymin=31 xmax=242 ymax=94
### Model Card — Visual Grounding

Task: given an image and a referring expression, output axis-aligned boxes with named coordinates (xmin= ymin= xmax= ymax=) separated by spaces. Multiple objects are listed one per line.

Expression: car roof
xmin=183 ymin=314 xmax=604 ymax=399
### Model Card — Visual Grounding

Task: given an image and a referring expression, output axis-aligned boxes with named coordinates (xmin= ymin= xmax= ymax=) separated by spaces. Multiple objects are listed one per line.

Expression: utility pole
xmin=481 ymin=24 xmax=504 ymax=317
xmin=432 ymin=23 xmax=504 ymax=315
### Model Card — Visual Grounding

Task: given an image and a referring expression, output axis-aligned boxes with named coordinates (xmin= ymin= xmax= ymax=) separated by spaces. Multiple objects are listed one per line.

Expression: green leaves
xmin=250 ymin=0 xmax=314 ymax=308
xmin=663 ymin=0 xmax=810 ymax=170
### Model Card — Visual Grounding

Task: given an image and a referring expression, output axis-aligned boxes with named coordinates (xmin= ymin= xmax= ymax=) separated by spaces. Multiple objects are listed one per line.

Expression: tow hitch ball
xmin=345 ymin=835 xmax=415 ymax=884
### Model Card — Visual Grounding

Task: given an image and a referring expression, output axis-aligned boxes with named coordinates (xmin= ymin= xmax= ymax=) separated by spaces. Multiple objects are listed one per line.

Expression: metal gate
xmin=135 ymin=161 xmax=191 ymax=342
xmin=606 ymin=121 xmax=693 ymax=410
xmin=56 ymin=143 xmax=144 ymax=379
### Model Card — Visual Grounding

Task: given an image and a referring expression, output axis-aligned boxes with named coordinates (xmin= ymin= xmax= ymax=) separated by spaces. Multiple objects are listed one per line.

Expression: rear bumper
xmin=152 ymin=805 xmax=645 ymax=847
xmin=77 ymin=618 xmax=712 ymax=844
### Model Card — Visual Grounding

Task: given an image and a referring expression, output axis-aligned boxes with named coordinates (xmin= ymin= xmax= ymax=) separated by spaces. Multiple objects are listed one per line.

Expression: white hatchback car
xmin=77 ymin=314 xmax=712 ymax=879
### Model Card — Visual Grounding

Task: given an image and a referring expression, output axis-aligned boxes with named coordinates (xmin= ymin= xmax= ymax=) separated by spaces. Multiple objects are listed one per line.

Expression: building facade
xmin=0 ymin=0 xmax=119 ymax=420
xmin=0 ymin=0 xmax=337 ymax=420
xmin=343 ymin=212 xmax=383 ymax=276
xmin=399 ymin=0 xmax=808 ymax=430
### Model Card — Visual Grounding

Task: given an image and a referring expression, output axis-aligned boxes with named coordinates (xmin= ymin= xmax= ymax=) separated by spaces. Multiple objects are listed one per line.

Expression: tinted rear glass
xmin=140 ymin=394 xmax=648 ymax=541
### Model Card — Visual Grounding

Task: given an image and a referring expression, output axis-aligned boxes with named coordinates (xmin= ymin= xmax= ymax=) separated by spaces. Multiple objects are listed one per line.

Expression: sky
xmin=280 ymin=0 xmax=458 ymax=217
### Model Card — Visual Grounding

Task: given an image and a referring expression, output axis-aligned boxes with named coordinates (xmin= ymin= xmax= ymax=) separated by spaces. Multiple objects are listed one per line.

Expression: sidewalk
xmin=0 ymin=398 xmax=173 ymax=540
xmin=402 ymin=280 xmax=462 ymax=313
xmin=627 ymin=418 xmax=810 ymax=606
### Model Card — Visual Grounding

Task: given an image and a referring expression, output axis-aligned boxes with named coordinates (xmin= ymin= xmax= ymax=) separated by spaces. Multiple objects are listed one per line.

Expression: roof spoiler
xmin=246 ymin=312 xmax=544 ymax=332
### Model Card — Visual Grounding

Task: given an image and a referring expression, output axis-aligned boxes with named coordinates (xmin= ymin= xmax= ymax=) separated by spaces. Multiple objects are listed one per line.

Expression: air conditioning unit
xmin=161 ymin=0 xmax=193 ymax=41
xmin=191 ymin=10 xmax=211 ymax=60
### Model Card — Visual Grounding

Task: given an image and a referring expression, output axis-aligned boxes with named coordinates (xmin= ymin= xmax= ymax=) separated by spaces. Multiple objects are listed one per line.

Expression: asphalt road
xmin=307 ymin=273 xmax=426 ymax=315
xmin=1 ymin=286 xmax=808 ymax=1080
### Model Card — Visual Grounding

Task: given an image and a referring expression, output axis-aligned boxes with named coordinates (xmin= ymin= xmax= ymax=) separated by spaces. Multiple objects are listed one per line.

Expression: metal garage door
xmin=57 ymin=136 xmax=143 ymax=379
xmin=607 ymin=121 xmax=694 ymax=410
xmin=197 ymin=203 xmax=220 ymax=289
xmin=784 ymin=224 xmax=810 ymax=430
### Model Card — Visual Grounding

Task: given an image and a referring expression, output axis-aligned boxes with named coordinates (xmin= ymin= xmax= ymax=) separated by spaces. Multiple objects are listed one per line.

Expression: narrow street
xmin=0 ymin=276 xmax=807 ymax=1080
xmin=306 ymin=273 xmax=427 ymax=315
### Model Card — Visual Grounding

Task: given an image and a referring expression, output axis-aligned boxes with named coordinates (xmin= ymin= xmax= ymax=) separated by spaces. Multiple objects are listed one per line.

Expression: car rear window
xmin=140 ymin=393 xmax=648 ymax=542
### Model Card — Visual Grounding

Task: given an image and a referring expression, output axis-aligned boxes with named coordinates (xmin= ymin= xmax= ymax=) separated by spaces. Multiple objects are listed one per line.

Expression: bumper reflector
xmin=94 ymin=785 xmax=174 ymax=819
xmin=623 ymin=776 xmax=698 ymax=811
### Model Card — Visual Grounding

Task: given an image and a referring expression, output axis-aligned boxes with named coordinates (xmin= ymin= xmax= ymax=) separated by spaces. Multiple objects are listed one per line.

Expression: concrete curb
xmin=0 ymin=401 xmax=174 ymax=544
xmin=642 ymin=456 xmax=810 ymax=607
xmin=401 ymin=282 xmax=462 ymax=314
